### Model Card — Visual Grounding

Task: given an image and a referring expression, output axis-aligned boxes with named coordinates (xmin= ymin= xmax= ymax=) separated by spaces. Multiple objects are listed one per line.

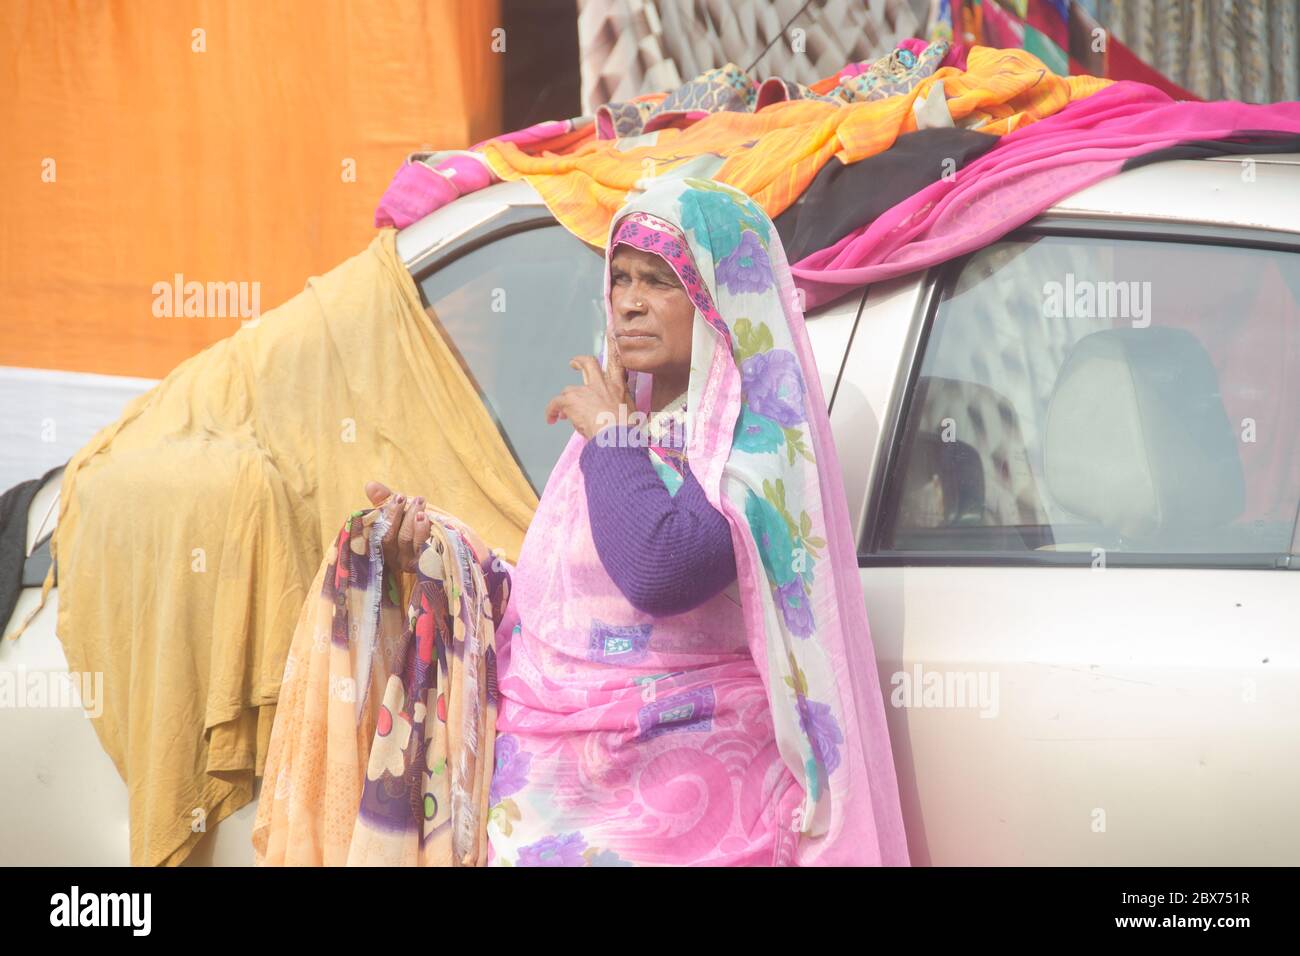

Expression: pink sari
xmin=485 ymin=177 xmax=909 ymax=866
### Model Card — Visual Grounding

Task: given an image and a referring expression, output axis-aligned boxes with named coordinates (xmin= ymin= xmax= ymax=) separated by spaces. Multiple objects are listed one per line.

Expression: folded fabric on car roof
xmin=773 ymin=127 xmax=1001 ymax=264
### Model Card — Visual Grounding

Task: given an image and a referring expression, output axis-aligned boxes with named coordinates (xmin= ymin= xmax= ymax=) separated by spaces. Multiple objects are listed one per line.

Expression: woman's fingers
xmin=545 ymin=392 xmax=569 ymax=424
xmin=371 ymin=491 xmax=484 ymax=574
xmin=365 ymin=480 xmax=391 ymax=506
xmin=604 ymin=330 xmax=625 ymax=389
xmin=570 ymin=355 xmax=601 ymax=387
xmin=396 ymin=496 xmax=424 ymax=571
xmin=410 ymin=512 xmax=429 ymax=570
xmin=374 ymin=493 xmax=435 ymax=573
xmin=608 ymin=331 xmax=635 ymax=405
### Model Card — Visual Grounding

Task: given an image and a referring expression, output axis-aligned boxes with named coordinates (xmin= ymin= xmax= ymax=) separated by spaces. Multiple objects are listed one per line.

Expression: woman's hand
xmin=363 ymin=481 xmax=492 ymax=572
xmin=364 ymin=481 xmax=428 ymax=573
xmin=545 ymin=330 xmax=634 ymax=440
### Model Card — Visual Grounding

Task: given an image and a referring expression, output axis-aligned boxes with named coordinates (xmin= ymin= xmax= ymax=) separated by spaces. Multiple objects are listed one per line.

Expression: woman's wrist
xmin=587 ymin=418 xmax=624 ymax=445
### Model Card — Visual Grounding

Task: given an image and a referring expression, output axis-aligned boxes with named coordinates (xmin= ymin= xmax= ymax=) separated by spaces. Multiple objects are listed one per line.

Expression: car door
xmin=837 ymin=220 xmax=1300 ymax=865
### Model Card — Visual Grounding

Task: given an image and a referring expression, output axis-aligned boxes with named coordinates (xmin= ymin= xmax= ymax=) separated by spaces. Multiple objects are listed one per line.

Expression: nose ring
xmin=635 ymin=300 xmax=644 ymax=309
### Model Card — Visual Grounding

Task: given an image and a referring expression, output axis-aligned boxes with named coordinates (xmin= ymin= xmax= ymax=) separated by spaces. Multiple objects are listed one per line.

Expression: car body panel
xmin=864 ymin=564 xmax=1300 ymax=865
xmin=1051 ymin=153 xmax=1300 ymax=233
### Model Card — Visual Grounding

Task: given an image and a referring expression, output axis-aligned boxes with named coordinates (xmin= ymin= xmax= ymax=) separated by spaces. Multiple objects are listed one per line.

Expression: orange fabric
xmin=0 ymin=0 xmax=501 ymax=380
xmin=809 ymin=73 xmax=844 ymax=95
xmin=480 ymin=46 xmax=1111 ymax=247
xmin=523 ymin=122 xmax=596 ymax=156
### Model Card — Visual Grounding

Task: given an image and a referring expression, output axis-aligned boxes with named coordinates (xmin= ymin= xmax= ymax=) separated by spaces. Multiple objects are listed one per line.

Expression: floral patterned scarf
xmin=253 ymin=500 xmax=512 ymax=865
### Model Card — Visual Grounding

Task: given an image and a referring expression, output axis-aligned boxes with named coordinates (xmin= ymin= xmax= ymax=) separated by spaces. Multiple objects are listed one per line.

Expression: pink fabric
xmin=979 ymin=0 xmax=1026 ymax=49
xmin=491 ymin=470 xmax=803 ymax=866
xmin=374 ymin=118 xmax=586 ymax=228
xmin=485 ymin=179 xmax=910 ymax=866
xmin=473 ymin=118 xmax=578 ymax=151
xmin=896 ymin=37 xmax=929 ymax=57
xmin=374 ymin=153 xmax=496 ymax=229
xmin=942 ymin=40 xmax=969 ymax=70
xmin=792 ymin=81 xmax=1300 ymax=309
xmin=489 ymin=214 xmax=802 ymax=864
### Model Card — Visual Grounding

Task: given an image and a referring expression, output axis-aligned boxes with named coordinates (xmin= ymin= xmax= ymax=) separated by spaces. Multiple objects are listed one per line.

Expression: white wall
xmin=0 ymin=366 xmax=158 ymax=493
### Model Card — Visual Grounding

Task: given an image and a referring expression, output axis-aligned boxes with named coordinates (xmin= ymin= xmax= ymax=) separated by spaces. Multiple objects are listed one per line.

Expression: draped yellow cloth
xmin=20 ymin=229 xmax=537 ymax=866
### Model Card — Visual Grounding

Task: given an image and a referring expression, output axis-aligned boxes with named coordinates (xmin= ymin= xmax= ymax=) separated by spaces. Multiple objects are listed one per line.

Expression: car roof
xmin=397 ymin=152 xmax=1300 ymax=268
xmin=1051 ymin=152 xmax=1300 ymax=233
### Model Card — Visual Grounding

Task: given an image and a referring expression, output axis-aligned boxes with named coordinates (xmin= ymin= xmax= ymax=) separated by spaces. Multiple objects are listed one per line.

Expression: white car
xmin=4 ymin=151 xmax=1298 ymax=865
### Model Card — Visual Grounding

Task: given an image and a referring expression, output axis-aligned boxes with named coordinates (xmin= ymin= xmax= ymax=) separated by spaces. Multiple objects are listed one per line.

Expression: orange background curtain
xmin=0 ymin=0 xmax=502 ymax=380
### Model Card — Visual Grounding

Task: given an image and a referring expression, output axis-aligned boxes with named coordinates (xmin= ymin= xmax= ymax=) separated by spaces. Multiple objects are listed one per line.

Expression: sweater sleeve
xmin=579 ymin=424 xmax=737 ymax=616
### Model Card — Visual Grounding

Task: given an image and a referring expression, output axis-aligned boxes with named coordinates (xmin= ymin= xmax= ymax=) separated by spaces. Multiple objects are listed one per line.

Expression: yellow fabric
xmin=479 ymin=46 xmax=1112 ymax=247
xmin=0 ymin=0 xmax=502 ymax=380
xmin=19 ymin=229 xmax=537 ymax=866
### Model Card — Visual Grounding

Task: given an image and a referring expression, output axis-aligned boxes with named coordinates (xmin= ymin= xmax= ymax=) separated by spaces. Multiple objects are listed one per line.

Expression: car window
xmin=876 ymin=234 xmax=1300 ymax=566
xmin=418 ymin=224 xmax=606 ymax=494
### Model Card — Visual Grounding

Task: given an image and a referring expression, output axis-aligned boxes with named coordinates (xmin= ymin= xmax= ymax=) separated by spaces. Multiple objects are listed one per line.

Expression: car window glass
xmin=418 ymin=225 xmax=606 ymax=494
xmin=877 ymin=235 xmax=1300 ymax=565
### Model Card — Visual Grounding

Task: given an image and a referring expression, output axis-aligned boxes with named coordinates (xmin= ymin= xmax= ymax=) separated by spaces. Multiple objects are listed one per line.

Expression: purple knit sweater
xmin=579 ymin=425 xmax=737 ymax=616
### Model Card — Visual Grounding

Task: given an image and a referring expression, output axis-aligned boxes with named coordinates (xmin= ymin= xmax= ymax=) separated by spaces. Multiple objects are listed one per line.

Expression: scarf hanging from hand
xmin=253 ymin=499 xmax=510 ymax=865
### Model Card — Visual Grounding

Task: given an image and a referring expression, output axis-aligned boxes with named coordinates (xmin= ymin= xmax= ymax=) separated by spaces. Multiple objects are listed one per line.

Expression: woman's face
xmin=609 ymin=245 xmax=694 ymax=378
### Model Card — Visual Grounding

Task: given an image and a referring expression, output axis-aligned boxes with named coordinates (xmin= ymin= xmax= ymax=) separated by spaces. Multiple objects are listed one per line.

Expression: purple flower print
xmin=797 ymin=695 xmax=843 ymax=778
xmin=715 ymin=230 xmax=773 ymax=295
xmin=517 ymin=831 xmax=589 ymax=867
xmin=741 ymin=349 xmax=805 ymax=427
xmin=776 ymin=578 xmax=815 ymax=638
xmin=488 ymin=734 xmax=531 ymax=806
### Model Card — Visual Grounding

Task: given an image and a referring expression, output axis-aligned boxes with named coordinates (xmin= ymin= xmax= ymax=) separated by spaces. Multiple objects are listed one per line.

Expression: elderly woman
xmin=255 ymin=178 xmax=908 ymax=867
